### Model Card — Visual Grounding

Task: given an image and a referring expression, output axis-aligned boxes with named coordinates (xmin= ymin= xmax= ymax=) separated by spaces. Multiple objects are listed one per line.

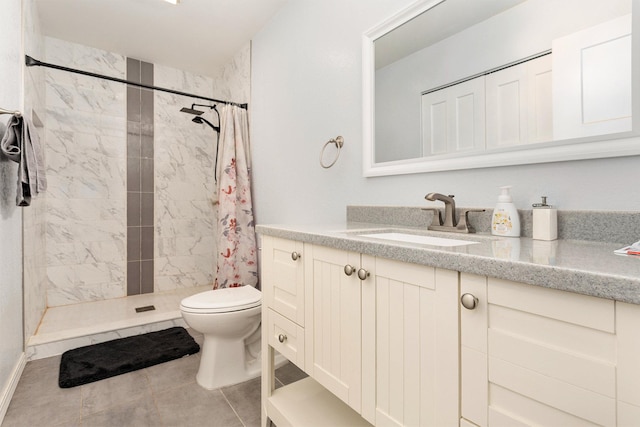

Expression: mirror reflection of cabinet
xmin=421 ymin=76 xmax=485 ymax=156
xmin=420 ymin=54 xmax=553 ymax=157
xmin=486 ymin=54 xmax=553 ymax=148
xmin=553 ymin=14 xmax=632 ymax=140
xmin=363 ymin=0 xmax=638 ymax=177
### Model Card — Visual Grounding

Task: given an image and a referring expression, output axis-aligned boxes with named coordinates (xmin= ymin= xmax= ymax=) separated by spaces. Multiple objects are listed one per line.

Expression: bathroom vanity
xmin=259 ymin=216 xmax=640 ymax=427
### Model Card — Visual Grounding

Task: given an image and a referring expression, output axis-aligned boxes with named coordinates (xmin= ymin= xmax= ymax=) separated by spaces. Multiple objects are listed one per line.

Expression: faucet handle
xmin=422 ymin=208 xmax=443 ymax=226
xmin=456 ymin=209 xmax=486 ymax=233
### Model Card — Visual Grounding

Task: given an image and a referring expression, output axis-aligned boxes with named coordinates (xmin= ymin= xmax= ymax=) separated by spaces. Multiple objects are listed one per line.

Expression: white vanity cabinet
xmin=262 ymin=234 xmax=640 ymax=427
xmin=261 ymin=236 xmax=461 ymax=427
xmin=261 ymin=236 xmax=373 ymax=427
xmin=460 ymin=275 xmax=640 ymax=426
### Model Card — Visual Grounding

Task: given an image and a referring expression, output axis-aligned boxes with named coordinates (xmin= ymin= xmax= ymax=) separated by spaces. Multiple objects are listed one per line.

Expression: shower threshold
xmin=26 ymin=285 xmax=211 ymax=360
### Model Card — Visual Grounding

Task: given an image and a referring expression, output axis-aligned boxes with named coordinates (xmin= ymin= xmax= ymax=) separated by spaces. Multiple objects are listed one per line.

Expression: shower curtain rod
xmin=25 ymin=55 xmax=248 ymax=110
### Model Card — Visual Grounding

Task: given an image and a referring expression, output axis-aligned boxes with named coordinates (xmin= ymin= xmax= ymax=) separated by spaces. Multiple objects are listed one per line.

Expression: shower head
xmin=180 ymin=103 xmax=218 ymax=116
xmin=180 ymin=105 xmax=204 ymax=115
xmin=192 ymin=116 xmax=220 ymax=133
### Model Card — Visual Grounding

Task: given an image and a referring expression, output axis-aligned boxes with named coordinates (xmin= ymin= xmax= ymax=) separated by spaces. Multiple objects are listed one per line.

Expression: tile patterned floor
xmin=2 ymin=329 xmax=307 ymax=427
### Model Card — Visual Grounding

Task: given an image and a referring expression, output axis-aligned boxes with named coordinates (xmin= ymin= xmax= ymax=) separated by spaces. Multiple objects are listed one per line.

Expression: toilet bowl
xmin=180 ymin=286 xmax=262 ymax=390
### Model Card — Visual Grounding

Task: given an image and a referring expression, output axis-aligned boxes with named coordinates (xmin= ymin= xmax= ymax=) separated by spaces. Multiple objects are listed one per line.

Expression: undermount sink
xmin=358 ymin=232 xmax=479 ymax=247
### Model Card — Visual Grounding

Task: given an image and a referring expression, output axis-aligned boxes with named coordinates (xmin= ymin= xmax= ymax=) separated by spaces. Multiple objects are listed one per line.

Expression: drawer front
xmin=268 ymin=309 xmax=305 ymax=370
xmin=262 ymin=236 xmax=305 ymax=326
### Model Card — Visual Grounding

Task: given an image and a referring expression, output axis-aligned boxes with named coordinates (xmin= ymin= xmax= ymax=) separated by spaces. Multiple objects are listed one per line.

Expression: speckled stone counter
xmin=256 ymin=221 xmax=640 ymax=305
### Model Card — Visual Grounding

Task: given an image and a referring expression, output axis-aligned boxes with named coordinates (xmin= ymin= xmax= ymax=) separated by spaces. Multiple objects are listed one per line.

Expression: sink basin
xmin=359 ymin=232 xmax=479 ymax=247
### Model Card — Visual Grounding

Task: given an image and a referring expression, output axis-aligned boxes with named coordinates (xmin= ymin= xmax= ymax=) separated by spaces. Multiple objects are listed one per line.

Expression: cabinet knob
xmin=460 ymin=293 xmax=479 ymax=310
xmin=278 ymin=334 xmax=287 ymax=343
xmin=357 ymin=268 xmax=370 ymax=281
xmin=344 ymin=264 xmax=356 ymax=276
xmin=291 ymin=251 xmax=301 ymax=261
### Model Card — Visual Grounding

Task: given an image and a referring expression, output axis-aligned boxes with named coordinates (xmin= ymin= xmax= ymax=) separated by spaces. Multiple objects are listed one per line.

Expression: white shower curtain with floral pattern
xmin=214 ymin=104 xmax=258 ymax=289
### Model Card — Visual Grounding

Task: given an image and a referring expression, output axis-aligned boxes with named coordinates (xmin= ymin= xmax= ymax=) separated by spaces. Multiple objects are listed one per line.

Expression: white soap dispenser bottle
xmin=491 ymin=186 xmax=520 ymax=237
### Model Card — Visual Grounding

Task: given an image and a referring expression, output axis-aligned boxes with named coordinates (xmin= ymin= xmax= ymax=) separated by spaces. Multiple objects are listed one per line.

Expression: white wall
xmin=251 ymin=0 xmax=640 ymax=226
xmin=0 ymin=0 xmax=25 ymax=419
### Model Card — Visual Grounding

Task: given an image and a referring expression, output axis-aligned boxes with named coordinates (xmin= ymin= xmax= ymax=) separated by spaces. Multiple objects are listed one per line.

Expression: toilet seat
xmin=180 ymin=286 xmax=262 ymax=314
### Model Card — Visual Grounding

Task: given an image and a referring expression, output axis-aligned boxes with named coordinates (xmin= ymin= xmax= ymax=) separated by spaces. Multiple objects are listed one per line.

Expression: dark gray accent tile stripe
xmin=127 ymin=58 xmax=154 ymax=296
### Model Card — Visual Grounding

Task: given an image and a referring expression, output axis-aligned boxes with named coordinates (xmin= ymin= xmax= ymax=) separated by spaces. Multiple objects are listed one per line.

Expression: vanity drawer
xmin=262 ymin=236 xmax=305 ymax=326
xmin=268 ymin=308 xmax=305 ymax=370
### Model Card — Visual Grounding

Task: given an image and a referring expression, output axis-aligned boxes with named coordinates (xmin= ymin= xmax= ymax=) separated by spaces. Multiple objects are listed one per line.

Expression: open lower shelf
xmin=267 ymin=377 xmax=373 ymax=427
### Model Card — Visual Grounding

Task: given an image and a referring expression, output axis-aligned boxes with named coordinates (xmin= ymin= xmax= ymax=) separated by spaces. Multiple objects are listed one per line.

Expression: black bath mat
xmin=58 ymin=327 xmax=200 ymax=388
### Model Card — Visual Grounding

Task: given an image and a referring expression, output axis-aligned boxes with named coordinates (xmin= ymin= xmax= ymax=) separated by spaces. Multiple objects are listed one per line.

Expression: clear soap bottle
xmin=491 ymin=186 xmax=520 ymax=237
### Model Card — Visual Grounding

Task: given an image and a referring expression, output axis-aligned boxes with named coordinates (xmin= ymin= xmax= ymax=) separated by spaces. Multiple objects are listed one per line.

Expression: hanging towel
xmin=0 ymin=113 xmax=46 ymax=206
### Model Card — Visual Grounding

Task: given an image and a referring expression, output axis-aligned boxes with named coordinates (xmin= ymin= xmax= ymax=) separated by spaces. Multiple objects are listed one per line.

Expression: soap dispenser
xmin=491 ymin=186 xmax=520 ymax=237
xmin=532 ymin=196 xmax=557 ymax=241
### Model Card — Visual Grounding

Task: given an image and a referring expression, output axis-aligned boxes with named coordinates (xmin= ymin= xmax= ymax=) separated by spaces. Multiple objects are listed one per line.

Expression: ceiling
xmin=34 ymin=0 xmax=288 ymax=77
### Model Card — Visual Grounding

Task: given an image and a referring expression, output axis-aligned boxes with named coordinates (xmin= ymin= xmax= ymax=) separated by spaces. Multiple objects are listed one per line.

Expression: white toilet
xmin=179 ymin=285 xmax=262 ymax=390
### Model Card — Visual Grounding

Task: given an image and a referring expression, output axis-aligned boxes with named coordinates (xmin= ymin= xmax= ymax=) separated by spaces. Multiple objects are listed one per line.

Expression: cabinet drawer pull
xmin=357 ymin=268 xmax=370 ymax=281
xmin=278 ymin=334 xmax=287 ymax=343
xmin=291 ymin=251 xmax=301 ymax=261
xmin=344 ymin=264 xmax=356 ymax=276
xmin=461 ymin=293 xmax=479 ymax=310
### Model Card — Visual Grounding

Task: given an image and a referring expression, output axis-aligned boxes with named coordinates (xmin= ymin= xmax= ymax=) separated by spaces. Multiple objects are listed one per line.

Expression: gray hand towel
xmin=0 ymin=114 xmax=46 ymax=206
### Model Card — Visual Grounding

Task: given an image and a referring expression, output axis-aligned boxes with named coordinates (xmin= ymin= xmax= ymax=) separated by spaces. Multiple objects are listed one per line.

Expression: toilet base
xmin=197 ymin=336 xmax=253 ymax=390
xmin=195 ymin=330 xmax=287 ymax=390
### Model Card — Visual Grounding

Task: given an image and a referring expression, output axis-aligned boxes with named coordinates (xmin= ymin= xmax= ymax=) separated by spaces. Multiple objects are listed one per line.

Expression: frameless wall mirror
xmin=362 ymin=0 xmax=639 ymax=177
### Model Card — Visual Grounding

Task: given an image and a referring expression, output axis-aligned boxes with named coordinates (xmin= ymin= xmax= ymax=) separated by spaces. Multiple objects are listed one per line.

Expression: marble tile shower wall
xmin=153 ymin=65 xmax=218 ymax=291
xmin=44 ymin=37 xmax=127 ymax=306
xmin=210 ymin=42 xmax=250 ymax=104
xmin=34 ymin=37 xmax=249 ymax=308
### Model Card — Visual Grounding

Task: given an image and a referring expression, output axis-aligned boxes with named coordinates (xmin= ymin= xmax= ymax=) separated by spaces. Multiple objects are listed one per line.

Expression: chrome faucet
xmin=424 ymin=193 xmax=485 ymax=233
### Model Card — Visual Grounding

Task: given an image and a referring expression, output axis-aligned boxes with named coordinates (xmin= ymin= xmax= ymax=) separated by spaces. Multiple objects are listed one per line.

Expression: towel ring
xmin=320 ymin=136 xmax=344 ymax=168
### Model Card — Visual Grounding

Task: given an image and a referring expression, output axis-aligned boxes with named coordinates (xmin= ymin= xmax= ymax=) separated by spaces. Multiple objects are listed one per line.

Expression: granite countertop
xmin=256 ymin=222 xmax=640 ymax=305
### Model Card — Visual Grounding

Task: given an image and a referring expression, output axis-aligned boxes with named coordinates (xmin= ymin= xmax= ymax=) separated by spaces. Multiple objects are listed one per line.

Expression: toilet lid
xmin=180 ymin=286 xmax=261 ymax=313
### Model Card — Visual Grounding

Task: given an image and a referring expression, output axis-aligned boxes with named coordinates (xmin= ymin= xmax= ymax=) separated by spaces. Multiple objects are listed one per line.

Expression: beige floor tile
xmin=154 ymin=382 xmax=243 ymax=427
xmin=275 ymin=362 xmax=307 ymax=386
xmin=80 ymin=370 xmax=151 ymax=416
xmin=222 ymin=377 xmax=262 ymax=427
xmin=144 ymin=353 xmax=200 ymax=393
xmin=3 ymin=357 xmax=82 ymax=427
xmin=79 ymin=395 xmax=161 ymax=427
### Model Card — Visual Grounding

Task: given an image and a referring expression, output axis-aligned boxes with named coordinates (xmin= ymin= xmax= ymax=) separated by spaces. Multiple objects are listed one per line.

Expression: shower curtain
xmin=214 ymin=104 xmax=258 ymax=289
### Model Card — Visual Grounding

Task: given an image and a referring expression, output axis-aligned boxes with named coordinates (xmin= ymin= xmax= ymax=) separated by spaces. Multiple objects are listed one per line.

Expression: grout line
xmin=220 ymin=388 xmax=247 ymax=427
xmin=148 ymin=376 xmax=167 ymax=427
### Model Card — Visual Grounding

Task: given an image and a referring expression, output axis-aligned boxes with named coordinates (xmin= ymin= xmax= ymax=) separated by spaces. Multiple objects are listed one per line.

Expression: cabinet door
xmin=461 ymin=275 xmax=617 ymax=426
xmin=304 ymin=244 xmax=362 ymax=413
xmin=261 ymin=236 xmax=305 ymax=326
xmin=460 ymin=273 xmax=488 ymax=427
xmin=616 ymin=302 xmax=640 ymax=425
xmin=362 ymin=257 xmax=459 ymax=427
xmin=553 ymin=14 xmax=632 ymax=140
